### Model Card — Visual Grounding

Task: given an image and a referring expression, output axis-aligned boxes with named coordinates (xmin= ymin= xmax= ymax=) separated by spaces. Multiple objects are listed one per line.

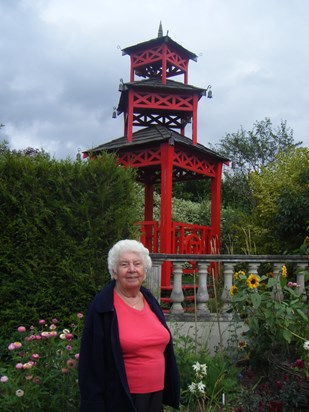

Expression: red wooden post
xmin=211 ymin=163 xmax=223 ymax=251
xmin=130 ymin=56 xmax=134 ymax=82
xmin=184 ymin=61 xmax=188 ymax=85
xmin=144 ymin=182 xmax=154 ymax=251
xmin=160 ymin=142 xmax=174 ymax=286
xmin=162 ymin=44 xmax=167 ymax=84
xmin=192 ymin=94 xmax=198 ymax=144
xmin=127 ymin=90 xmax=134 ymax=142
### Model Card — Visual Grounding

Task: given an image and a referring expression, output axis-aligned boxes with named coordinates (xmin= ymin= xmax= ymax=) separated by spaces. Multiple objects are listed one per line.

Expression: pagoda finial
xmin=158 ymin=21 xmax=163 ymax=38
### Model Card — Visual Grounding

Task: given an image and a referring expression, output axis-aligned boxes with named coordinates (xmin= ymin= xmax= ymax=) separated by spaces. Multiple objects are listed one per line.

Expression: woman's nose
xmin=128 ymin=262 xmax=136 ymax=271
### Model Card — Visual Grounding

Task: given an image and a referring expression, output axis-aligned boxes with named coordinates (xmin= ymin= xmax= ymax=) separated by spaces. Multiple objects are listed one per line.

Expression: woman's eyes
xmin=120 ymin=262 xmax=141 ymax=268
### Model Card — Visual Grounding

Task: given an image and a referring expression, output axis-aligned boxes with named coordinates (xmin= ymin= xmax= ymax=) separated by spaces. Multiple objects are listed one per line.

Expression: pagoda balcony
xmin=136 ymin=220 xmax=213 ymax=255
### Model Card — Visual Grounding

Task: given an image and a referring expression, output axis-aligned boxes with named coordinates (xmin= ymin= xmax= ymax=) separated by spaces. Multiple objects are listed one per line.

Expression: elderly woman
xmin=79 ymin=239 xmax=180 ymax=412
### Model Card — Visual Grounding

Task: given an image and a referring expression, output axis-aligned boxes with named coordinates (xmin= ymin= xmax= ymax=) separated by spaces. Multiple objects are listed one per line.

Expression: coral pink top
xmin=114 ymin=291 xmax=170 ymax=393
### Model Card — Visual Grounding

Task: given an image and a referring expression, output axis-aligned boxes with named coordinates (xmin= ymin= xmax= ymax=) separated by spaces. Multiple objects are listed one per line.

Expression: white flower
xmin=16 ymin=389 xmax=24 ymax=397
xmin=197 ymin=381 xmax=206 ymax=394
xmin=0 ymin=376 xmax=8 ymax=383
xmin=303 ymin=341 xmax=309 ymax=351
xmin=192 ymin=361 xmax=201 ymax=372
xmin=200 ymin=363 xmax=207 ymax=377
xmin=188 ymin=382 xmax=197 ymax=393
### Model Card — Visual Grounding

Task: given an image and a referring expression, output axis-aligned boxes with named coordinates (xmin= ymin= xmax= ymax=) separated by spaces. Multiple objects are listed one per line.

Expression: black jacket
xmin=78 ymin=281 xmax=180 ymax=411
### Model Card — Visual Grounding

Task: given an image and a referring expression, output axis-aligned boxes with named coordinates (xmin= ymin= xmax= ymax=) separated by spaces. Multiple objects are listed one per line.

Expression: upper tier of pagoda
xmin=116 ymin=26 xmax=210 ymax=144
xmin=121 ymin=29 xmax=198 ymax=84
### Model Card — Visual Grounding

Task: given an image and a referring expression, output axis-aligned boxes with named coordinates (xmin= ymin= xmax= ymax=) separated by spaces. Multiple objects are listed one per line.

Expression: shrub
xmin=0 ymin=151 xmax=140 ymax=340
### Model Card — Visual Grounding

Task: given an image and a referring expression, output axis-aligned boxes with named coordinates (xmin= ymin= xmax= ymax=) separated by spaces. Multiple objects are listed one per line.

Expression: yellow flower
xmin=246 ymin=274 xmax=260 ymax=289
xmin=230 ymin=285 xmax=237 ymax=296
xmin=281 ymin=265 xmax=287 ymax=278
xmin=234 ymin=270 xmax=246 ymax=280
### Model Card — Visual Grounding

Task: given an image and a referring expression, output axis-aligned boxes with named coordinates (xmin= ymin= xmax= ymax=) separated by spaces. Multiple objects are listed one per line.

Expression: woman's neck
xmin=115 ymin=283 xmax=141 ymax=298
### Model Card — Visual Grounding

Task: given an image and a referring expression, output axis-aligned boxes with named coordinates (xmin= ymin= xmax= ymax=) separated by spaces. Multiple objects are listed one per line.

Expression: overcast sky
xmin=1 ymin=0 xmax=308 ymax=160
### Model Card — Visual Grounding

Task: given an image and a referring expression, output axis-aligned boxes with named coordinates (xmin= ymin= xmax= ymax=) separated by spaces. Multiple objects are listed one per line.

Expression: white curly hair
xmin=107 ymin=239 xmax=152 ymax=279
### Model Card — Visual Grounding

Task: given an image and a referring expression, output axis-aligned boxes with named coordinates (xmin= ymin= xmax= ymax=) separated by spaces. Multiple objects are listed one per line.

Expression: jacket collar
xmin=94 ymin=279 xmax=153 ymax=313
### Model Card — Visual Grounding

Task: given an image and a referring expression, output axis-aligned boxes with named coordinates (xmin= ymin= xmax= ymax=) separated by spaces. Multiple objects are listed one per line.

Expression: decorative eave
xmin=122 ymin=35 xmax=198 ymax=62
xmin=83 ymin=125 xmax=229 ymax=165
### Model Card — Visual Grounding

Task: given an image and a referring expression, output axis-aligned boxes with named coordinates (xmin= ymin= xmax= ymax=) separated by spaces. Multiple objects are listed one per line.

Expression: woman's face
xmin=113 ymin=251 xmax=145 ymax=292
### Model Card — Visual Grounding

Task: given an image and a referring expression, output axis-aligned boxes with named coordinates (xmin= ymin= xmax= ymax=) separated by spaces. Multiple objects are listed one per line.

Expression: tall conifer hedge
xmin=0 ymin=150 xmax=139 ymax=338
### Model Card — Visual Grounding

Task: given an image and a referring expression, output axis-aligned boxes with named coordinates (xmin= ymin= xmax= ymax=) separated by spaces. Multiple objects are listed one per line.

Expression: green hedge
xmin=0 ymin=151 xmax=140 ymax=340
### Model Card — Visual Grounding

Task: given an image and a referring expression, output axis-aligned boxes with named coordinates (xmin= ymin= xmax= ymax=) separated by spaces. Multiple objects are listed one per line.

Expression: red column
xmin=127 ymin=90 xmax=134 ymax=142
xmin=160 ymin=142 xmax=174 ymax=286
xmin=162 ymin=44 xmax=167 ymax=84
xmin=130 ymin=56 xmax=134 ymax=82
xmin=123 ymin=112 xmax=128 ymax=137
xmin=211 ymin=163 xmax=223 ymax=253
xmin=144 ymin=182 xmax=154 ymax=221
xmin=184 ymin=61 xmax=188 ymax=85
xmin=144 ymin=182 xmax=154 ymax=251
xmin=192 ymin=94 xmax=198 ymax=144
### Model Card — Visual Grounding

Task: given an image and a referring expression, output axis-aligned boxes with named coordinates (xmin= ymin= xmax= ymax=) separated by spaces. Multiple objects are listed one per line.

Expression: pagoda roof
xmin=83 ymin=125 xmax=229 ymax=164
xmin=122 ymin=78 xmax=205 ymax=93
xmin=122 ymin=35 xmax=198 ymax=62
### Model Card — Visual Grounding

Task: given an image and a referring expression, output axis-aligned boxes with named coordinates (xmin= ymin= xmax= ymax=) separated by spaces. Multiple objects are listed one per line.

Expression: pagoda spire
xmin=158 ymin=21 xmax=163 ymax=37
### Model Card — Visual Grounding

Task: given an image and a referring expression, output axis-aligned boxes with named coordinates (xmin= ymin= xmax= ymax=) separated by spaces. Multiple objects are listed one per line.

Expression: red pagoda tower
xmin=83 ymin=26 xmax=228 ymax=287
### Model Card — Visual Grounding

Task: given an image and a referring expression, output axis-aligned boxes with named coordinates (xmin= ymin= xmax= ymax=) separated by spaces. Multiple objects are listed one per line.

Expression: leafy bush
xmin=0 ymin=150 xmax=140 ymax=340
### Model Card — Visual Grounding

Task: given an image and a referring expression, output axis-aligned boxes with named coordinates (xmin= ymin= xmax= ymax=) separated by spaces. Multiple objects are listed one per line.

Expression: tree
xmin=249 ymin=147 xmax=309 ymax=252
xmin=214 ymin=118 xmax=301 ymax=212
xmin=217 ymin=118 xmax=300 ymax=175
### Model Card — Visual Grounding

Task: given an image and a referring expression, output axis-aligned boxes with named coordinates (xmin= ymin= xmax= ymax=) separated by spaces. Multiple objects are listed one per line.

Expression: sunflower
xmin=234 ymin=270 xmax=246 ymax=280
xmin=246 ymin=274 xmax=260 ymax=289
xmin=230 ymin=285 xmax=237 ymax=296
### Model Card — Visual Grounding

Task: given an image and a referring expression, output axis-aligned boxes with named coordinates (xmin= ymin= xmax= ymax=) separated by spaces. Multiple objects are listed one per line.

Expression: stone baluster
xmin=272 ymin=262 xmax=284 ymax=301
xmin=296 ymin=263 xmax=308 ymax=300
xmin=145 ymin=265 xmax=161 ymax=302
xmin=170 ymin=262 xmax=184 ymax=314
xmin=197 ymin=262 xmax=210 ymax=314
xmin=221 ymin=263 xmax=234 ymax=312
xmin=248 ymin=262 xmax=259 ymax=276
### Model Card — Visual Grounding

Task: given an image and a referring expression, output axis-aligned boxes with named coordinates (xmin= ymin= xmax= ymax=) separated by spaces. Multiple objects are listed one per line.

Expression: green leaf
xmin=250 ymin=293 xmax=262 ymax=309
xmin=267 ymin=277 xmax=278 ymax=288
xmin=295 ymin=308 xmax=308 ymax=321
xmin=282 ymin=328 xmax=292 ymax=343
